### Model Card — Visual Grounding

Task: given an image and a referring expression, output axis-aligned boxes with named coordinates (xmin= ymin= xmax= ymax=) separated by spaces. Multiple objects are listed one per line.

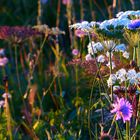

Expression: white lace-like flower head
xmin=107 ymin=74 xmax=117 ymax=87
xmin=97 ymin=55 xmax=105 ymax=63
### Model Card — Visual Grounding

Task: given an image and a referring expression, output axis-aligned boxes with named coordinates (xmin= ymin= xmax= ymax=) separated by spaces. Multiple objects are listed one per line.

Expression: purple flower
xmin=128 ymin=19 xmax=140 ymax=30
xmin=111 ymin=98 xmax=133 ymax=123
xmin=72 ymin=49 xmax=79 ymax=56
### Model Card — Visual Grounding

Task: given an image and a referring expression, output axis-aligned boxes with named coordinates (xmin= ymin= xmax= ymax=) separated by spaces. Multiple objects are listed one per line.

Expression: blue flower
xmin=128 ymin=19 xmax=140 ymax=30
xmin=41 ymin=0 xmax=48 ymax=4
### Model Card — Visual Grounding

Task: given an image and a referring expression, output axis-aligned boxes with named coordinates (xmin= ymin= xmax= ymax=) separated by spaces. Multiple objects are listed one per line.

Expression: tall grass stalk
xmin=4 ymin=78 xmax=13 ymax=140
xmin=109 ymin=50 xmax=113 ymax=102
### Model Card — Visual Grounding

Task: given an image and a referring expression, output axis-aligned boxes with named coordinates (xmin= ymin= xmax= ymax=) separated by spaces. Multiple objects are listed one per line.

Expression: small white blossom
xmin=70 ymin=21 xmax=93 ymax=32
xmin=107 ymin=74 xmax=117 ymax=87
xmin=127 ymin=69 xmax=137 ymax=79
xmin=106 ymin=51 xmax=113 ymax=58
xmin=0 ymin=49 xmax=5 ymax=56
xmin=103 ymin=40 xmax=116 ymax=50
xmin=117 ymin=10 xmax=140 ymax=19
xmin=87 ymin=42 xmax=104 ymax=54
xmin=127 ymin=69 xmax=137 ymax=84
xmin=123 ymin=51 xmax=129 ymax=59
xmin=116 ymin=68 xmax=127 ymax=83
xmin=85 ymin=54 xmax=93 ymax=61
xmin=0 ymin=100 xmax=5 ymax=108
xmin=137 ymin=72 xmax=140 ymax=82
xmin=113 ymin=86 xmax=120 ymax=91
xmin=97 ymin=55 xmax=105 ymax=63
xmin=106 ymin=61 xmax=116 ymax=69
xmin=2 ymin=93 xmax=11 ymax=99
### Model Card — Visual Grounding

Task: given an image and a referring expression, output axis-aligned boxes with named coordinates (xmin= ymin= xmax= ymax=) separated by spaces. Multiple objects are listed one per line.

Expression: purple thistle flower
xmin=111 ymin=98 xmax=133 ymax=123
xmin=128 ymin=19 xmax=140 ymax=30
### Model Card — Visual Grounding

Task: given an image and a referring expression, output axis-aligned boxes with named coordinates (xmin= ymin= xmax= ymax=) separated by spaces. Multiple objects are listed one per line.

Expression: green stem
xmin=88 ymin=33 xmax=108 ymax=96
xmin=136 ymin=41 xmax=140 ymax=67
xmin=88 ymin=71 xmax=99 ymax=140
xmin=15 ymin=45 xmax=23 ymax=97
xmin=133 ymin=46 xmax=137 ymax=62
xmin=134 ymin=94 xmax=140 ymax=140
xmin=108 ymin=115 xmax=116 ymax=134
xmin=24 ymin=37 xmax=47 ymax=98
xmin=109 ymin=51 xmax=113 ymax=102
xmin=75 ymin=64 xmax=79 ymax=97
xmin=98 ymin=79 xmax=104 ymax=124
xmin=126 ymin=121 xmax=130 ymax=140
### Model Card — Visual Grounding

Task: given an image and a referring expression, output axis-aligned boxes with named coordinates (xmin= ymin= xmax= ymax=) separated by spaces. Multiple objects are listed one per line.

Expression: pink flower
xmin=72 ymin=49 xmax=79 ymax=56
xmin=0 ymin=100 xmax=5 ymax=108
xmin=111 ymin=98 xmax=133 ymax=123
xmin=0 ymin=57 xmax=8 ymax=66
xmin=75 ymin=29 xmax=87 ymax=38
xmin=2 ymin=93 xmax=11 ymax=99
xmin=62 ymin=0 xmax=71 ymax=5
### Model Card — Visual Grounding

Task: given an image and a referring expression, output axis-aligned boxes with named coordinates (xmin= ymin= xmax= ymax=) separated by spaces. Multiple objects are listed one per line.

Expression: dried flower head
xmin=0 ymin=26 xmax=41 ymax=43
xmin=33 ymin=25 xmax=65 ymax=37
xmin=100 ymin=132 xmax=112 ymax=140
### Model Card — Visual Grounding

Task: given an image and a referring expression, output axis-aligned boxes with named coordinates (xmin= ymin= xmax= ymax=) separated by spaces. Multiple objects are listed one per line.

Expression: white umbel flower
xmin=115 ymin=44 xmax=126 ymax=52
xmin=107 ymin=74 xmax=117 ymax=87
xmin=116 ymin=68 xmax=127 ymax=83
xmin=97 ymin=55 xmax=105 ymax=63
xmin=127 ymin=69 xmax=137 ymax=84
xmin=103 ymin=40 xmax=116 ymax=50
xmin=85 ymin=54 xmax=93 ymax=61
xmin=70 ymin=21 xmax=93 ymax=32
xmin=123 ymin=51 xmax=129 ymax=59
xmin=106 ymin=61 xmax=116 ymax=69
xmin=87 ymin=42 xmax=104 ymax=54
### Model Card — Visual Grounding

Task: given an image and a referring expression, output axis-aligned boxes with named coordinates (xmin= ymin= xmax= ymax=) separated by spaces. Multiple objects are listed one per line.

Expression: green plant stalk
xmin=4 ymin=80 xmax=13 ymax=140
xmin=126 ymin=121 xmax=130 ymax=140
xmin=133 ymin=46 xmax=137 ymax=62
xmin=14 ymin=45 xmax=27 ymax=109
xmin=75 ymin=64 xmax=79 ymax=97
xmin=134 ymin=93 xmax=140 ymax=140
xmin=37 ymin=0 xmax=41 ymax=25
xmin=115 ymin=122 xmax=124 ymax=140
xmin=88 ymin=33 xmax=108 ymax=95
xmin=88 ymin=71 xmax=99 ymax=140
xmin=136 ymin=41 xmax=140 ymax=67
xmin=5 ymin=96 xmax=13 ymax=140
xmin=98 ymin=79 xmax=104 ymax=124
xmin=108 ymin=115 xmax=116 ymax=134
xmin=24 ymin=37 xmax=47 ymax=98
xmin=15 ymin=45 xmax=23 ymax=97
xmin=109 ymin=51 xmax=113 ymax=102
xmin=80 ymin=0 xmax=84 ymax=20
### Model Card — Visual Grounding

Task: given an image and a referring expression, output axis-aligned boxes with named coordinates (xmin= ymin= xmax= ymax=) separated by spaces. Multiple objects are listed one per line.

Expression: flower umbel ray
xmin=111 ymin=98 xmax=133 ymax=123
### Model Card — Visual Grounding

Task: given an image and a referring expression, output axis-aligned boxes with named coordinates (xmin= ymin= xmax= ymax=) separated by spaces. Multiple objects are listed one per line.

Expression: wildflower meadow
xmin=0 ymin=0 xmax=140 ymax=140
